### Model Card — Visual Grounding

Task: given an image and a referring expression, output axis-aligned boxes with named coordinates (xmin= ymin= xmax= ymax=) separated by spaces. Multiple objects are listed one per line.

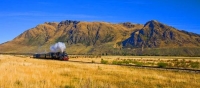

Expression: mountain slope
xmin=0 ymin=20 xmax=200 ymax=56
xmin=0 ymin=20 xmax=143 ymax=54
xmin=122 ymin=20 xmax=200 ymax=48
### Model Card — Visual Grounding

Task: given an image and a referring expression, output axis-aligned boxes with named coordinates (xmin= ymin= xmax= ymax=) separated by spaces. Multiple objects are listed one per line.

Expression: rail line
xmin=1 ymin=53 xmax=200 ymax=73
xmin=68 ymin=60 xmax=200 ymax=73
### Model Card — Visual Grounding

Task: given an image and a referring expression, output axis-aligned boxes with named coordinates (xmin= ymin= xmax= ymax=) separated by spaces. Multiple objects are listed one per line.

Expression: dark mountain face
xmin=1 ymin=20 xmax=200 ymax=56
xmin=57 ymin=21 xmax=113 ymax=46
xmin=122 ymin=20 xmax=200 ymax=48
xmin=55 ymin=20 xmax=143 ymax=46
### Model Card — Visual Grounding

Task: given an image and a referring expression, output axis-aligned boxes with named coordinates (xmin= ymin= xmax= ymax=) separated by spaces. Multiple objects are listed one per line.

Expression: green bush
xmin=190 ymin=61 xmax=200 ymax=68
xmin=135 ymin=62 xmax=143 ymax=67
xmin=157 ymin=62 xmax=167 ymax=68
xmin=112 ymin=60 xmax=123 ymax=65
xmin=112 ymin=60 xmax=119 ymax=65
xmin=133 ymin=61 xmax=143 ymax=67
xmin=122 ymin=59 xmax=131 ymax=65
xmin=101 ymin=59 xmax=108 ymax=64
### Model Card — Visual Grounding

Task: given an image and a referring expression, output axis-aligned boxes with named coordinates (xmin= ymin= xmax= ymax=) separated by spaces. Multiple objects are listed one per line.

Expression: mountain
xmin=122 ymin=20 xmax=200 ymax=48
xmin=1 ymin=20 xmax=200 ymax=56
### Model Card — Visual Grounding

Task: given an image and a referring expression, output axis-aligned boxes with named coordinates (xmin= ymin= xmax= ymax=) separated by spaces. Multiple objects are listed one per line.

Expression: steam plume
xmin=50 ymin=42 xmax=66 ymax=52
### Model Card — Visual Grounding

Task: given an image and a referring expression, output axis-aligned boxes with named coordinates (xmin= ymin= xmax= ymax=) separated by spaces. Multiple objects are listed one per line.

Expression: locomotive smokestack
xmin=50 ymin=42 xmax=66 ymax=52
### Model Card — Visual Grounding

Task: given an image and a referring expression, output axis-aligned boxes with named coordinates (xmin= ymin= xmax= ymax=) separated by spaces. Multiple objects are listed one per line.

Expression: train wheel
xmin=59 ymin=56 xmax=63 ymax=60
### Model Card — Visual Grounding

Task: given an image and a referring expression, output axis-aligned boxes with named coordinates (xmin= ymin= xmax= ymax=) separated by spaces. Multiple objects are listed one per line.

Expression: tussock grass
xmin=0 ymin=55 xmax=200 ymax=88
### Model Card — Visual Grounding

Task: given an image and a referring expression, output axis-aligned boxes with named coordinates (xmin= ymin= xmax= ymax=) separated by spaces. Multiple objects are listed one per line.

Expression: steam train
xmin=33 ymin=52 xmax=69 ymax=61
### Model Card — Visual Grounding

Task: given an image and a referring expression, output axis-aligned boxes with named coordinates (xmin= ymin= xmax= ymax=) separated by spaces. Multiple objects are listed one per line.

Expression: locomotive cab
xmin=62 ymin=52 xmax=69 ymax=61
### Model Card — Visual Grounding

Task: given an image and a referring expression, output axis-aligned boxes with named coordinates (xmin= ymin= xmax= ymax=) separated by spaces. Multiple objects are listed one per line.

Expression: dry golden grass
xmin=0 ymin=55 xmax=200 ymax=88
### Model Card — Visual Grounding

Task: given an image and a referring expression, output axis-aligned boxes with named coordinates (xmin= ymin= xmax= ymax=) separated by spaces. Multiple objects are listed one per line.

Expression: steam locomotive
xmin=33 ymin=52 xmax=69 ymax=61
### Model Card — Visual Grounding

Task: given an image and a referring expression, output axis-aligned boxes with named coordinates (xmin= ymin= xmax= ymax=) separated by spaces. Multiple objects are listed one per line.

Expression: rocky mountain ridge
xmin=1 ymin=20 xmax=200 ymax=56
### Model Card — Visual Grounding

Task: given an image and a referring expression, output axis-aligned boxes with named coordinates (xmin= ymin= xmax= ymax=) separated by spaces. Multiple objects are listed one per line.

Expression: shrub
xmin=133 ymin=61 xmax=143 ymax=67
xmin=112 ymin=59 xmax=133 ymax=65
xmin=122 ymin=59 xmax=131 ymax=65
xmin=112 ymin=60 xmax=123 ymax=65
xmin=190 ymin=61 xmax=200 ymax=68
xmin=101 ymin=59 xmax=108 ymax=64
xmin=157 ymin=62 xmax=167 ymax=68
xmin=112 ymin=60 xmax=119 ymax=65
xmin=135 ymin=62 xmax=143 ymax=67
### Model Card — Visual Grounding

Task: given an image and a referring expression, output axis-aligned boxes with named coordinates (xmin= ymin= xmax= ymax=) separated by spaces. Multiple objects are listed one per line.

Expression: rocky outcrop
xmin=122 ymin=20 xmax=200 ymax=48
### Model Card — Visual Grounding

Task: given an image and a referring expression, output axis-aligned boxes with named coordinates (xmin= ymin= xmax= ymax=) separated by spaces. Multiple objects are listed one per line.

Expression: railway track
xmin=127 ymin=65 xmax=200 ymax=73
xmin=68 ymin=60 xmax=200 ymax=73
xmin=1 ymin=53 xmax=200 ymax=73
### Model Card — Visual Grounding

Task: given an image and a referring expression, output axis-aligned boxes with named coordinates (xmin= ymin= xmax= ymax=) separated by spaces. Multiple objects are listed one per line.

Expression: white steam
xmin=50 ymin=42 xmax=66 ymax=52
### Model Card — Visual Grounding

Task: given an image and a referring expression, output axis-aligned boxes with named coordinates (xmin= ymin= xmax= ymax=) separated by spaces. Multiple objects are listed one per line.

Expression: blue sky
xmin=0 ymin=0 xmax=200 ymax=44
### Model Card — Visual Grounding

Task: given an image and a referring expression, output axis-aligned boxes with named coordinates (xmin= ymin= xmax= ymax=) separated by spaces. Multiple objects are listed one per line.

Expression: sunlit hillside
xmin=1 ymin=20 xmax=200 ymax=56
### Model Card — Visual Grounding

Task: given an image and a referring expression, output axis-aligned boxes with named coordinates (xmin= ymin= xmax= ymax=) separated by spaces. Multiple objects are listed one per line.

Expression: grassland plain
xmin=0 ymin=55 xmax=200 ymax=88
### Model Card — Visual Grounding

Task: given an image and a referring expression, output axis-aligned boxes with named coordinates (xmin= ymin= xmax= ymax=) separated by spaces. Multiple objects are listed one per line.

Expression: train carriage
xmin=33 ymin=52 xmax=69 ymax=61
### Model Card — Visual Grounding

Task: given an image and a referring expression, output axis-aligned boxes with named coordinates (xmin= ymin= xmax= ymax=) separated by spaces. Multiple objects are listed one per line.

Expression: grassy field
xmin=0 ymin=55 xmax=200 ymax=88
xmin=70 ymin=55 xmax=200 ymax=69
